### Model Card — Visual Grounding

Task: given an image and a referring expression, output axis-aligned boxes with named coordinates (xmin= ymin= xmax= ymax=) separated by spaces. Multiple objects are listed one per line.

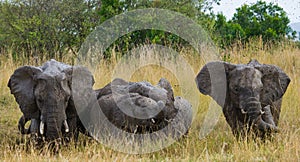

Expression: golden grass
xmin=0 ymin=42 xmax=299 ymax=161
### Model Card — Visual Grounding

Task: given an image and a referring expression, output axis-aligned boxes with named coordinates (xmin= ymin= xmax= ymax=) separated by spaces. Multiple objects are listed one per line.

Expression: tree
xmin=214 ymin=14 xmax=245 ymax=48
xmin=232 ymin=1 xmax=296 ymax=41
xmin=0 ymin=0 xmax=221 ymax=61
xmin=214 ymin=1 xmax=296 ymax=47
xmin=98 ymin=0 xmax=220 ymax=54
xmin=0 ymin=0 xmax=100 ymax=61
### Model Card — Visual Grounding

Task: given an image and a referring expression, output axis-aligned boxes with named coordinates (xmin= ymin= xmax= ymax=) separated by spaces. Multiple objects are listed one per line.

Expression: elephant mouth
xmin=240 ymin=100 xmax=264 ymax=115
xmin=39 ymin=118 xmax=70 ymax=136
xmin=239 ymin=98 xmax=278 ymax=133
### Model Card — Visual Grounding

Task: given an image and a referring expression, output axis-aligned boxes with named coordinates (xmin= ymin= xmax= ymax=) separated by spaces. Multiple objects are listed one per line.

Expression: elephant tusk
xmin=40 ymin=121 xmax=45 ymax=135
xmin=260 ymin=110 xmax=265 ymax=115
xmin=241 ymin=109 xmax=247 ymax=114
xmin=64 ymin=120 xmax=69 ymax=133
xmin=151 ymin=118 xmax=155 ymax=124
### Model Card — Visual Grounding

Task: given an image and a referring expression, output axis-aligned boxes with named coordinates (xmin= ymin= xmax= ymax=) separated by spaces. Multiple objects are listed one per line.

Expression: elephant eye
xmin=233 ymin=86 xmax=240 ymax=94
xmin=36 ymin=97 xmax=43 ymax=103
xmin=36 ymin=79 xmax=47 ymax=90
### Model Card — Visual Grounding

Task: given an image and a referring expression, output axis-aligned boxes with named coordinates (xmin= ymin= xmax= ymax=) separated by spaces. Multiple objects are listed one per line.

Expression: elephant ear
xmin=64 ymin=66 xmax=95 ymax=115
xmin=252 ymin=61 xmax=290 ymax=104
xmin=195 ymin=61 xmax=235 ymax=107
xmin=63 ymin=66 xmax=95 ymax=89
xmin=157 ymin=78 xmax=174 ymax=102
xmin=8 ymin=66 xmax=42 ymax=119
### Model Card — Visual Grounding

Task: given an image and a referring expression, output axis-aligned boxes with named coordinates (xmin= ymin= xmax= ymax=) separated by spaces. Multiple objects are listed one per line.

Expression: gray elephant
xmin=8 ymin=59 xmax=94 ymax=143
xmin=93 ymin=78 xmax=193 ymax=136
xmin=195 ymin=60 xmax=290 ymax=138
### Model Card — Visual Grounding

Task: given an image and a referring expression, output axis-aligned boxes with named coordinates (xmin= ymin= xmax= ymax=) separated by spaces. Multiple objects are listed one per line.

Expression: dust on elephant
xmin=195 ymin=60 xmax=290 ymax=138
xmin=93 ymin=78 xmax=193 ymax=136
xmin=8 ymin=59 xmax=94 ymax=143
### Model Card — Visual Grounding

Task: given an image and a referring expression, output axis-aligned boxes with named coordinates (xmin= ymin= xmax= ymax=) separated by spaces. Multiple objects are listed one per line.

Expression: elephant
xmin=93 ymin=78 xmax=193 ymax=135
xmin=195 ymin=59 xmax=290 ymax=138
xmin=8 ymin=59 xmax=94 ymax=144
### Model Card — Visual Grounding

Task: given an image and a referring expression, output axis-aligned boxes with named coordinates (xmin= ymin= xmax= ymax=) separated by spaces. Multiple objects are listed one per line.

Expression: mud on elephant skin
xmin=92 ymin=78 xmax=193 ymax=136
xmin=195 ymin=60 xmax=290 ymax=138
xmin=8 ymin=59 xmax=94 ymax=144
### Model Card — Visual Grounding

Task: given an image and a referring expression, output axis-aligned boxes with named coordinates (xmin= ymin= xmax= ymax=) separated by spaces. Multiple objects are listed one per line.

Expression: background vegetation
xmin=0 ymin=0 xmax=297 ymax=62
xmin=0 ymin=0 xmax=299 ymax=161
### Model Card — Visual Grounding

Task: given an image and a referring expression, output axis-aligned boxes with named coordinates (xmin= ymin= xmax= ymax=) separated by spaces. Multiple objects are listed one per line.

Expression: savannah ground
xmin=0 ymin=41 xmax=299 ymax=161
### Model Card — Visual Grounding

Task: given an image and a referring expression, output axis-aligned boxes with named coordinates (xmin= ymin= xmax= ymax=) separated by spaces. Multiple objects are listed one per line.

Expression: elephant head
xmin=8 ymin=59 xmax=94 ymax=142
xmin=195 ymin=60 xmax=290 ymax=138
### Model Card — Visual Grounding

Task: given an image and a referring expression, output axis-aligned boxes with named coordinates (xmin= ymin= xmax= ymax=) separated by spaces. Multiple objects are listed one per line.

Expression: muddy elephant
xmin=94 ymin=78 xmax=193 ymax=135
xmin=195 ymin=60 xmax=290 ymax=138
xmin=8 ymin=59 xmax=94 ymax=143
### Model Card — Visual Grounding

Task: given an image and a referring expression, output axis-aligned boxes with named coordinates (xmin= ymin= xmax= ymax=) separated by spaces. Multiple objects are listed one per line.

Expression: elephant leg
xmin=29 ymin=119 xmax=44 ymax=147
xmin=65 ymin=117 xmax=79 ymax=143
xmin=18 ymin=116 xmax=30 ymax=134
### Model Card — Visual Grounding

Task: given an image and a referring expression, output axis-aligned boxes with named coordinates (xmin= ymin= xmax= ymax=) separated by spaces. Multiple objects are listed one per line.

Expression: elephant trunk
xmin=45 ymin=118 xmax=69 ymax=141
xmin=43 ymin=105 xmax=69 ymax=141
xmin=253 ymin=115 xmax=278 ymax=132
xmin=45 ymin=114 xmax=61 ymax=141
xmin=243 ymin=97 xmax=278 ymax=133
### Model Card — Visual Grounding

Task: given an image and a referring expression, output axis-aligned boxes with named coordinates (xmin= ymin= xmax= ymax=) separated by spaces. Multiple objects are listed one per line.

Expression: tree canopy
xmin=0 ymin=0 xmax=297 ymax=61
xmin=0 ymin=0 xmax=221 ymax=61
xmin=0 ymin=0 xmax=101 ymax=60
xmin=214 ymin=1 xmax=296 ymax=47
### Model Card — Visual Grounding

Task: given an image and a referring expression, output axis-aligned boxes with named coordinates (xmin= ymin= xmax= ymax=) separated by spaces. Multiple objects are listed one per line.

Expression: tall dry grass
xmin=0 ymin=41 xmax=299 ymax=161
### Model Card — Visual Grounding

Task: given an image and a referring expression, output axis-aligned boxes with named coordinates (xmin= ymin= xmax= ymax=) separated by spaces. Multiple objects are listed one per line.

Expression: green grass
xmin=0 ymin=42 xmax=299 ymax=161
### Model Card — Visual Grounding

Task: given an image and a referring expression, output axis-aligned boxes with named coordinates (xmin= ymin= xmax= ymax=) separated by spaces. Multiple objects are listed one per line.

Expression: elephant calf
xmin=195 ymin=60 xmax=290 ymax=138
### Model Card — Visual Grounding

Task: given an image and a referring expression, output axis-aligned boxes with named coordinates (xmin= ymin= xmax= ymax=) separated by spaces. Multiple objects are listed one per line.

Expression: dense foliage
xmin=214 ymin=1 xmax=296 ymax=48
xmin=0 ymin=0 xmax=101 ymax=60
xmin=98 ymin=0 xmax=220 ymax=55
xmin=0 ymin=0 xmax=296 ymax=61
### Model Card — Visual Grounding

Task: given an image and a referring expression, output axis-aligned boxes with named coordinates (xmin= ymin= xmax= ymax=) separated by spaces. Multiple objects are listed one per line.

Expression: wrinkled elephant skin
xmin=195 ymin=60 xmax=290 ymax=138
xmin=95 ymin=78 xmax=193 ymax=135
xmin=8 ymin=59 xmax=94 ymax=143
